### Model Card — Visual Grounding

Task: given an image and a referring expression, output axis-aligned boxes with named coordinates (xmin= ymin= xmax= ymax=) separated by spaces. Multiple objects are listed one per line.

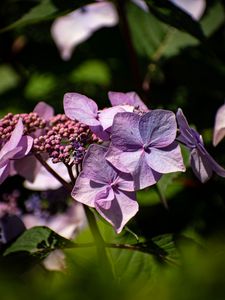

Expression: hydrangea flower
xmin=72 ymin=144 xmax=138 ymax=233
xmin=0 ymin=118 xmax=33 ymax=184
xmin=213 ymin=103 xmax=225 ymax=146
xmin=106 ymin=110 xmax=185 ymax=190
xmin=176 ymin=108 xmax=225 ymax=183
xmin=63 ymin=92 xmax=146 ymax=140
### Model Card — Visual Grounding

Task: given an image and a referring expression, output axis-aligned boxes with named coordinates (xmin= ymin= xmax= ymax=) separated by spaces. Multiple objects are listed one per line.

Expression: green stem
xmin=84 ymin=206 xmax=113 ymax=275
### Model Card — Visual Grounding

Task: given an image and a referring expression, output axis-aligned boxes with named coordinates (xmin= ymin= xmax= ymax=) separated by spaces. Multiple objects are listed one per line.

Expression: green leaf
xmin=144 ymin=0 xmax=205 ymax=41
xmin=0 ymin=0 xmax=57 ymax=33
xmin=4 ymin=226 xmax=74 ymax=257
xmin=128 ymin=2 xmax=225 ymax=60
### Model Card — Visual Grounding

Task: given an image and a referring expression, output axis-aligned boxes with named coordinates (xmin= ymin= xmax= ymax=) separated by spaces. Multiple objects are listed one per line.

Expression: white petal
xmin=51 ymin=2 xmax=118 ymax=60
xmin=170 ymin=0 xmax=206 ymax=20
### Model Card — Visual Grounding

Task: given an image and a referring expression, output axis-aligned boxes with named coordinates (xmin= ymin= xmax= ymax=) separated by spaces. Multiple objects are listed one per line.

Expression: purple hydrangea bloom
xmin=0 ymin=118 xmax=33 ymax=184
xmin=72 ymin=144 xmax=138 ymax=233
xmin=106 ymin=110 xmax=185 ymax=190
xmin=63 ymin=92 xmax=139 ymax=140
xmin=176 ymin=108 xmax=225 ymax=183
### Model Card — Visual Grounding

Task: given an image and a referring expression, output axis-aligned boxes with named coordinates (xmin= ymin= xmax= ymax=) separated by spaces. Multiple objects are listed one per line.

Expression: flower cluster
xmin=1 ymin=91 xmax=225 ymax=234
xmin=33 ymin=113 xmax=100 ymax=164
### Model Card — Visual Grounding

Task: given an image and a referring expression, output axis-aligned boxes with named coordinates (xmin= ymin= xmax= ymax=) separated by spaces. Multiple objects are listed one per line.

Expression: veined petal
xmin=132 ymin=153 xmax=161 ymax=190
xmin=190 ymin=148 xmax=212 ymax=183
xmin=110 ymin=112 xmax=142 ymax=151
xmin=0 ymin=147 xmax=23 ymax=168
xmin=72 ymin=173 xmax=105 ymax=207
xmin=106 ymin=146 xmax=143 ymax=174
xmin=82 ymin=144 xmax=117 ymax=184
xmin=176 ymin=108 xmax=196 ymax=147
xmin=213 ymin=103 xmax=225 ymax=146
xmin=63 ymin=92 xmax=99 ymax=126
xmin=116 ymin=171 xmax=135 ymax=191
xmin=139 ymin=110 xmax=177 ymax=147
xmin=14 ymin=136 xmax=33 ymax=159
xmin=145 ymin=143 xmax=185 ymax=174
xmin=108 ymin=91 xmax=148 ymax=111
xmin=51 ymin=2 xmax=118 ymax=60
xmin=95 ymin=190 xmax=138 ymax=234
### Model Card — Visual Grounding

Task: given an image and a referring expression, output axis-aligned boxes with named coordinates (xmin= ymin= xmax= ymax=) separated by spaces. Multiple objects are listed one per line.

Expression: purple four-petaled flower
xmin=106 ymin=110 xmax=185 ymax=190
xmin=176 ymin=108 xmax=225 ymax=182
xmin=72 ymin=144 xmax=138 ymax=233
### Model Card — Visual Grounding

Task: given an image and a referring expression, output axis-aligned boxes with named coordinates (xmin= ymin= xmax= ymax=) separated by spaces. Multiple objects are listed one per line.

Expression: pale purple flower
xmin=72 ymin=144 xmax=138 ymax=233
xmin=0 ymin=118 xmax=33 ymax=184
xmin=106 ymin=110 xmax=185 ymax=190
xmin=63 ymin=92 xmax=136 ymax=140
xmin=213 ymin=103 xmax=225 ymax=146
xmin=176 ymin=108 xmax=225 ymax=183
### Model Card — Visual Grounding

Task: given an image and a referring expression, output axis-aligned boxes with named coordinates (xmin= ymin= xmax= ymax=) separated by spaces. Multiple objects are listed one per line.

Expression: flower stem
xmin=84 ymin=206 xmax=113 ymax=275
xmin=34 ymin=153 xmax=73 ymax=192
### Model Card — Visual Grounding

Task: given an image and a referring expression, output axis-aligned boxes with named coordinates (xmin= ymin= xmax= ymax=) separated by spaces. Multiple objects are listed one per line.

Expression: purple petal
xmin=213 ymin=104 xmax=225 ymax=146
xmin=110 ymin=112 xmax=142 ymax=151
xmin=63 ymin=92 xmax=99 ymax=126
xmin=116 ymin=171 xmax=135 ymax=191
xmin=89 ymin=125 xmax=110 ymax=141
xmin=176 ymin=108 xmax=195 ymax=147
xmin=95 ymin=190 xmax=138 ymax=233
xmin=132 ymin=152 xmax=161 ymax=190
xmin=72 ymin=173 xmax=106 ymax=207
xmin=145 ymin=143 xmax=185 ymax=174
xmin=0 ymin=119 xmax=23 ymax=158
xmin=98 ymin=106 xmax=127 ymax=131
xmin=82 ymin=144 xmax=117 ymax=184
xmin=200 ymin=147 xmax=225 ymax=179
xmin=108 ymin=91 xmax=148 ymax=111
xmin=0 ymin=164 xmax=10 ymax=184
xmin=139 ymin=110 xmax=177 ymax=147
xmin=190 ymin=148 xmax=213 ymax=183
xmin=106 ymin=146 xmax=143 ymax=174
xmin=33 ymin=101 xmax=54 ymax=120
xmin=14 ymin=136 xmax=33 ymax=159
xmin=15 ymin=156 xmax=42 ymax=183
xmin=0 ymin=147 xmax=23 ymax=168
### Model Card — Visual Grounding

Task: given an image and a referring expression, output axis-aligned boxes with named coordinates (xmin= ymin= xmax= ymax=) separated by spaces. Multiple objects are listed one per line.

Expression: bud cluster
xmin=33 ymin=114 xmax=101 ymax=164
xmin=0 ymin=112 xmax=46 ymax=141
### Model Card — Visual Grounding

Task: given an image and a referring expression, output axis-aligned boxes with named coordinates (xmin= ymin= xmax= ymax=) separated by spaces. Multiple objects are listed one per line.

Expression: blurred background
xmin=0 ymin=0 xmax=225 ymax=299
